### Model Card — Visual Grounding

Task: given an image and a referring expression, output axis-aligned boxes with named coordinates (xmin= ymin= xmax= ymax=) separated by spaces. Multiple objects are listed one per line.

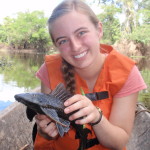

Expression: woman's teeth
xmin=74 ymin=51 xmax=87 ymax=59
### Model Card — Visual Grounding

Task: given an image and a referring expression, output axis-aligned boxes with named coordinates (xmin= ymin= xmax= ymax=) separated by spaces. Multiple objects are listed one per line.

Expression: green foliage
xmin=139 ymin=0 xmax=150 ymax=10
xmin=0 ymin=25 xmax=7 ymax=43
xmin=0 ymin=11 xmax=52 ymax=51
xmin=0 ymin=55 xmax=40 ymax=89
xmin=93 ymin=0 xmax=150 ymax=45
xmin=129 ymin=24 xmax=150 ymax=44
xmin=97 ymin=5 xmax=121 ymax=44
xmin=139 ymin=9 xmax=150 ymax=24
xmin=128 ymin=2 xmax=150 ymax=44
xmin=139 ymin=69 xmax=150 ymax=109
xmin=0 ymin=1 xmax=149 ymax=50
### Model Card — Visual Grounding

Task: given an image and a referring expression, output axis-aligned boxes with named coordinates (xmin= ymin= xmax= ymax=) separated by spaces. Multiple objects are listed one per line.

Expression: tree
xmin=0 ymin=11 xmax=52 ymax=51
xmin=90 ymin=0 xmax=150 ymax=44
xmin=97 ymin=5 xmax=121 ymax=44
xmin=0 ymin=17 xmax=15 ymax=44
xmin=0 ymin=24 xmax=7 ymax=43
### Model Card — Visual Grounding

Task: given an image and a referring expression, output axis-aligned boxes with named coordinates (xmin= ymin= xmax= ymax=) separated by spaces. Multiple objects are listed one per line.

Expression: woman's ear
xmin=97 ymin=22 xmax=103 ymax=39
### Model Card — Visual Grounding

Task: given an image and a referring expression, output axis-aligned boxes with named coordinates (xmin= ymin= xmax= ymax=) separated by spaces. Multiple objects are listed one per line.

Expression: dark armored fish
xmin=14 ymin=83 xmax=73 ymax=137
xmin=14 ymin=83 xmax=92 ymax=150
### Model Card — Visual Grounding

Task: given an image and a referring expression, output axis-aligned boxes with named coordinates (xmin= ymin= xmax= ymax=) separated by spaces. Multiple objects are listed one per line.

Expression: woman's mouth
xmin=74 ymin=51 xmax=87 ymax=59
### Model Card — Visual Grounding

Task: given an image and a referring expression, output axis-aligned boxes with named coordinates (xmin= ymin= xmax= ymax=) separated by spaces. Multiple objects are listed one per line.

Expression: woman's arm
xmin=93 ymin=92 xmax=138 ymax=150
xmin=64 ymin=92 xmax=138 ymax=150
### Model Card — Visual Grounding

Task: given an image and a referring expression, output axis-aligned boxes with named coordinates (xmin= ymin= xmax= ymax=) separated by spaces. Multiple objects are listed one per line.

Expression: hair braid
xmin=62 ymin=59 xmax=76 ymax=95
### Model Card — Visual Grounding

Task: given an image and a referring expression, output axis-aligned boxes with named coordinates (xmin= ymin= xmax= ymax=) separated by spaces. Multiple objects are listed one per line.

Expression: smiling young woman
xmin=51 ymin=11 xmax=103 ymax=72
xmin=34 ymin=0 xmax=147 ymax=150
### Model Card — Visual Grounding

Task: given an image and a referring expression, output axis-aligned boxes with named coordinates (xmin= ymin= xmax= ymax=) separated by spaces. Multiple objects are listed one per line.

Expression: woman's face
xmin=51 ymin=11 xmax=103 ymax=69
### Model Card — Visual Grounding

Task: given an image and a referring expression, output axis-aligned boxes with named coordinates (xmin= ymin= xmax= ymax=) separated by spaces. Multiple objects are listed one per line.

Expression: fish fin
xmin=59 ymin=117 xmax=70 ymax=129
xmin=51 ymin=83 xmax=72 ymax=102
xmin=56 ymin=123 xmax=65 ymax=137
xmin=26 ymin=107 xmax=36 ymax=122
xmin=56 ymin=119 xmax=70 ymax=137
xmin=41 ymin=107 xmax=61 ymax=124
xmin=41 ymin=107 xmax=70 ymax=137
xmin=41 ymin=107 xmax=69 ymax=127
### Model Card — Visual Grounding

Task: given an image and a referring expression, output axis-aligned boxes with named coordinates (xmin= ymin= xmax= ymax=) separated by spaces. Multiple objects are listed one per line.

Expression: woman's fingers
xmin=64 ymin=94 xmax=84 ymax=107
xmin=36 ymin=116 xmax=52 ymax=128
xmin=69 ymin=107 xmax=88 ymax=121
xmin=35 ymin=114 xmax=58 ymax=138
xmin=64 ymin=95 xmax=90 ymax=114
xmin=75 ymin=113 xmax=93 ymax=124
xmin=35 ymin=114 xmax=48 ymax=120
xmin=64 ymin=94 xmax=99 ymax=124
xmin=42 ymin=122 xmax=58 ymax=137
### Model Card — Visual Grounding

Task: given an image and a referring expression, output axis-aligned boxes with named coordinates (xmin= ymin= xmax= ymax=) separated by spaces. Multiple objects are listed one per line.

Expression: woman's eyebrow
xmin=74 ymin=27 xmax=87 ymax=34
xmin=55 ymin=36 xmax=66 ymax=43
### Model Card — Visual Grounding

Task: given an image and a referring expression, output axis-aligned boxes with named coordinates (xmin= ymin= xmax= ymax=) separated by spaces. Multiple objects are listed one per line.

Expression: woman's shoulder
xmin=36 ymin=63 xmax=50 ymax=89
xmin=107 ymin=49 xmax=135 ymax=65
xmin=114 ymin=65 xmax=147 ymax=98
xmin=45 ymin=53 xmax=61 ymax=62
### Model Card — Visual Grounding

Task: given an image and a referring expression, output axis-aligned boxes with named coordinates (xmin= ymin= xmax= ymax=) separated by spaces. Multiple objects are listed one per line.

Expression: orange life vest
xmin=34 ymin=44 xmax=135 ymax=150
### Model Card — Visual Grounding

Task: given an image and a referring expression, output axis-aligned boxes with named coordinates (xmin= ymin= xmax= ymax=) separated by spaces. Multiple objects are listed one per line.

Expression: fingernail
xmin=64 ymin=101 xmax=68 ymax=106
xmin=64 ymin=108 xmax=69 ymax=113
xmin=75 ymin=120 xmax=79 ymax=124
xmin=69 ymin=116 xmax=72 ymax=121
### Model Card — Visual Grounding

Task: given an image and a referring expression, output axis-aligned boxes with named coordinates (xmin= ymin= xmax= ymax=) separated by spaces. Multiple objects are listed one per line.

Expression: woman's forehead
xmin=51 ymin=11 xmax=92 ymax=32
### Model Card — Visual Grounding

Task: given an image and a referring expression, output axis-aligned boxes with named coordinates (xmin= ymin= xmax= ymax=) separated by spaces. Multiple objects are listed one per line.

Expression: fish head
xmin=14 ymin=92 xmax=47 ymax=113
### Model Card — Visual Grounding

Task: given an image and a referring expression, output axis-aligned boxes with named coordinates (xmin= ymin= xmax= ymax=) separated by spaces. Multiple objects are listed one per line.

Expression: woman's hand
xmin=35 ymin=114 xmax=58 ymax=139
xmin=64 ymin=94 xmax=100 ymax=125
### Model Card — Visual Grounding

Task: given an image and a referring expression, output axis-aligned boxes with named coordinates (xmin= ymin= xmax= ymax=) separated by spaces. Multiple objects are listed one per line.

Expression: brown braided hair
xmin=47 ymin=0 xmax=100 ymax=94
xmin=61 ymin=59 xmax=76 ymax=94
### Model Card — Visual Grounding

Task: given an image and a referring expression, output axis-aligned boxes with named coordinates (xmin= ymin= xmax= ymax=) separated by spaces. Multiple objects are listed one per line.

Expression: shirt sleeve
xmin=36 ymin=63 xmax=50 ymax=89
xmin=114 ymin=65 xmax=147 ymax=98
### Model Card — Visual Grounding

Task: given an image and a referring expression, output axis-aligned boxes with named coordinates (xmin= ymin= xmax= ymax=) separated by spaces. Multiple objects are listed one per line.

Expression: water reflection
xmin=0 ymin=50 xmax=45 ymax=104
xmin=0 ymin=49 xmax=149 ymax=110
xmin=0 ymin=74 xmax=26 ymax=102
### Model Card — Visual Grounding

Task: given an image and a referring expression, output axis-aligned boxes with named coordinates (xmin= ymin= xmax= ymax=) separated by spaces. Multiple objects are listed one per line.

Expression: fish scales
xmin=14 ymin=83 xmax=93 ymax=150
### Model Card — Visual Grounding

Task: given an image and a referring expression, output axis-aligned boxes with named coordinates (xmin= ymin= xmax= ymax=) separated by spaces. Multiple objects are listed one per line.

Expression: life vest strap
xmin=85 ymin=138 xmax=99 ymax=149
xmin=85 ymin=91 xmax=109 ymax=101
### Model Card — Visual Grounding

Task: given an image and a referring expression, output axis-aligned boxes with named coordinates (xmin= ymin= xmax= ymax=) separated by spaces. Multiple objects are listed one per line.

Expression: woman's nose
xmin=70 ymin=37 xmax=82 ymax=51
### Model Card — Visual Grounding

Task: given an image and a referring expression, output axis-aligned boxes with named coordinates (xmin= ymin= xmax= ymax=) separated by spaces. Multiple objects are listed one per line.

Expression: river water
xmin=0 ymin=49 xmax=45 ymax=111
xmin=0 ymin=49 xmax=150 ymax=111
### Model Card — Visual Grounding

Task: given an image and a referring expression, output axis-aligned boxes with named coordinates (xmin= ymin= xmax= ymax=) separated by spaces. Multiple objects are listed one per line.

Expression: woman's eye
xmin=79 ymin=31 xmax=86 ymax=36
xmin=58 ymin=39 xmax=67 ymax=45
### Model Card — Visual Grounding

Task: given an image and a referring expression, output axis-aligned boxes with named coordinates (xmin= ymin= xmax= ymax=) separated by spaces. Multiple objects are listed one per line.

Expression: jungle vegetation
xmin=0 ymin=0 xmax=149 ymax=52
xmin=0 ymin=0 xmax=149 ymax=109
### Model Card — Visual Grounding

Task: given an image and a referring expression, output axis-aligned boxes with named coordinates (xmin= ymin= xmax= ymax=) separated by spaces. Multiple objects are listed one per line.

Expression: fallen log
xmin=127 ymin=103 xmax=150 ymax=150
